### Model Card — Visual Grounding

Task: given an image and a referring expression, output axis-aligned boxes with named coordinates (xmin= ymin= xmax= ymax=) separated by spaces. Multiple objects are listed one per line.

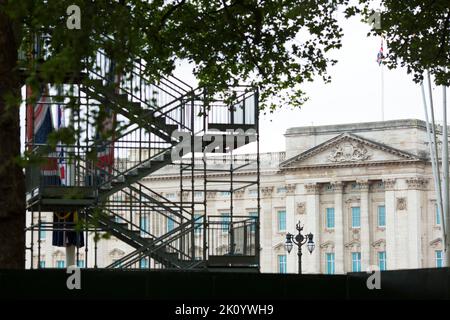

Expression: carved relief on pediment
xmin=328 ymin=141 xmax=371 ymax=163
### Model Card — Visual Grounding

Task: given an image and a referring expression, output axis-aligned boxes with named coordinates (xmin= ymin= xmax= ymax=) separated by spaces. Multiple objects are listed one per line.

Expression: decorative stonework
xmin=331 ymin=181 xmax=344 ymax=192
xmin=345 ymin=196 xmax=360 ymax=204
xmin=261 ymin=186 xmax=274 ymax=197
xmin=234 ymin=189 xmax=245 ymax=198
xmin=304 ymin=183 xmax=320 ymax=194
xmin=351 ymin=229 xmax=360 ymax=240
xmin=396 ymin=197 xmax=407 ymax=211
xmin=406 ymin=177 xmax=429 ymax=190
xmin=176 ymin=191 xmax=190 ymax=201
xmin=372 ymin=239 xmax=386 ymax=250
xmin=320 ymin=241 xmax=335 ymax=253
xmin=285 ymin=184 xmax=296 ymax=195
xmin=383 ymin=178 xmax=396 ymax=191
xmin=296 ymin=202 xmax=306 ymax=215
xmin=356 ymin=180 xmax=370 ymax=191
xmin=206 ymin=191 xmax=216 ymax=199
xmin=429 ymin=237 xmax=443 ymax=249
xmin=344 ymin=239 xmax=361 ymax=250
xmin=328 ymin=141 xmax=371 ymax=162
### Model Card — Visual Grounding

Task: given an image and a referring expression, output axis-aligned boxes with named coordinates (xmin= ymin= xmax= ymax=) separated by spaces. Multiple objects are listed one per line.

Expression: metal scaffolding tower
xmin=23 ymin=34 xmax=261 ymax=271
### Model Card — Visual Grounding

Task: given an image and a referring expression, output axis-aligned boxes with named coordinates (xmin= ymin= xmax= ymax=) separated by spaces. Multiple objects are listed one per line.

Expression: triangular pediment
xmin=281 ymin=133 xmax=424 ymax=169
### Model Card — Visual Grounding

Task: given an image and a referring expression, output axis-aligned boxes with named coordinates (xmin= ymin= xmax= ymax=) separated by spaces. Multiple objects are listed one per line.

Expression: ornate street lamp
xmin=284 ymin=221 xmax=315 ymax=274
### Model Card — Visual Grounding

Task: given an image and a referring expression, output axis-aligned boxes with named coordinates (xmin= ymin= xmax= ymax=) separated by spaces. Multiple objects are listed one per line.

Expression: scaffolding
xmin=23 ymin=34 xmax=261 ymax=271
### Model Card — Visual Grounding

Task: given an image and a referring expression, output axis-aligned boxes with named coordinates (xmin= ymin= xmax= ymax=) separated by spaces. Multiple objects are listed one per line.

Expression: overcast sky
xmin=174 ymin=13 xmax=444 ymax=154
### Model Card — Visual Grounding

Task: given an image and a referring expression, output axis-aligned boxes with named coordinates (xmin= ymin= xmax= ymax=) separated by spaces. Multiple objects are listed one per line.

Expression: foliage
xmin=2 ymin=0 xmax=348 ymax=112
xmin=346 ymin=0 xmax=450 ymax=86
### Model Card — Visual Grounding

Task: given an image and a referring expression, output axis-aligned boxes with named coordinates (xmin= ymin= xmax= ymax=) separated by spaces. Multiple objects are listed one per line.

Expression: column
xmin=304 ymin=183 xmax=321 ymax=273
xmin=383 ymin=178 xmax=397 ymax=270
xmin=332 ymin=181 xmax=345 ymax=274
xmin=260 ymin=186 xmax=274 ymax=273
xmin=406 ymin=177 xmax=427 ymax=269
xmin=358 ymin=180 xmax=371 ymax=270
xmin=285 ymin=183 xmax=297 ymax=273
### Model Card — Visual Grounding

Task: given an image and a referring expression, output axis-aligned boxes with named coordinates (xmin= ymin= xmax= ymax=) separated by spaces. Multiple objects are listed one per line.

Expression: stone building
xmin=27 ymin=119 xmax=446 ymax=273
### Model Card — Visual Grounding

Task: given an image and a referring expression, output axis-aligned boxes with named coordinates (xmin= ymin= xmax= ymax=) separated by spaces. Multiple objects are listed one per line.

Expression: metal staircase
xmin=24 ymin=34 xmax=261 ymax=271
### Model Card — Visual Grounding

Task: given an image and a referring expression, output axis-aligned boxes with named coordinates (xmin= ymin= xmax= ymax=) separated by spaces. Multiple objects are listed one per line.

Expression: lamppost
xmin=285 ymin=221 xmax=315 ymax=274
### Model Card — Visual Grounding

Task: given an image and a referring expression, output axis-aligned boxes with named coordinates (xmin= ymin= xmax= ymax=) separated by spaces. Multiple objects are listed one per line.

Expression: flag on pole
xmin=377 ymin=39 xmax=385 ymax=66
xmin=26 ymin=85 xmax=61 ymax=186
xmin=94 ymin=62 xmax=117 ymax=183
xmin=57 ymin=103 xmax=66 ymax=185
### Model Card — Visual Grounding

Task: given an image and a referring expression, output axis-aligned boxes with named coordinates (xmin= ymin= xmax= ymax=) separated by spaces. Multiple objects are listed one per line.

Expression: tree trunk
xmin=0 ymin=2 xmax=25 ymax=269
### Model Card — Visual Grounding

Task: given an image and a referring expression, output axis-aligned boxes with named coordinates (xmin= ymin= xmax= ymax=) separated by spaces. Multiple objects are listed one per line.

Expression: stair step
xmin=111 ymin=176 xmax=125 ymax=185
xmin=99 ymin=183 xmax=113 ymax=190
xmin=152 ymin=152 xmax=171 ymax=162
xmin=125 ymin=168 xmax=139 ymax=177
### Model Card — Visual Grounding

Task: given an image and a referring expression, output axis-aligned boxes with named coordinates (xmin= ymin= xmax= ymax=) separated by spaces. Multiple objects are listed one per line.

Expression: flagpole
xmin=381 ymin=61 xmax=385 ymax=121
xmin=443 ymin=83 xmax=450 ymax=266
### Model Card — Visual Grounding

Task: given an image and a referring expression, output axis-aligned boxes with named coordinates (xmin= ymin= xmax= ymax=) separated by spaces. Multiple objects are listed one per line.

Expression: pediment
xmin=280 ymin=133 xmax=423 ymax=169
xmin=429 ymin=237 xmax=443 ymax=248
xmin=344 ymin=239 xmax=361 ymax=249
xmin=319 ymin=241 xmax=335 ymax=249
xmin=371 ymin=239 xmax=386 ymax=249
xmin=273 ymin=242 xmax=285 ymax=251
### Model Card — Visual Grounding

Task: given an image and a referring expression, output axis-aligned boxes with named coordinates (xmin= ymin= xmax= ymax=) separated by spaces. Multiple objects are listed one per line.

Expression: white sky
xmin=174 ymin=14 xmax=444 ymax=154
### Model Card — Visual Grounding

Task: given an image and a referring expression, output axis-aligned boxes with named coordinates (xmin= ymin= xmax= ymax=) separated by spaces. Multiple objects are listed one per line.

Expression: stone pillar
xmin=332 ymin=181 xmax=345 ymax=274
xmin=384 ymin=178 xmax=396 ymax=270
xmin=260 ymin=186 xmax=274 ymax=273
xmin=406 ymin=177 xmax=427 ymax=269
xmin=304 ymin=183 xmax=321 ymax=273
xmin=285 ymin=183 xmax=297 ymax=273
xmin=358 ymin=180 xmax=371 ymax=270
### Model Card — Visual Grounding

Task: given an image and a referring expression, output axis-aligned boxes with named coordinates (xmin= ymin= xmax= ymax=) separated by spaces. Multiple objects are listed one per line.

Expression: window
xmin=140 ymin=215 xmax=149 ymax=237
xmin=436 ymin=250 xmax=443 ymax=268
xmin=249 ymin=189 xmax=258 ymax=196
xmin=326 ymin=253 xmax=335 ymax=274
xmin=378 ymin=205 xmax=386 ymax=227
xmin=278 ymin=255 xmax=287 ymax=274
xmin=166 ymin=193 xmax=175 ymax=199
xmin=378 ymin=251 xmax=386 ymax=271
xmin=194 ymin=214 xmax=203 ymax=235
xmin=194 ymin=191 xmax=204 ymax=198
xmin=277 ymin=186 xmax=287 ymax=193
xmin=77 ymin=260 xmax=85 ymax=268
xmin=39 ymin=261 xmax=46 ymax=269
xmin=352 ymin=252 xmax=361 ymax=272
xmin=140 ymin=258 xmax=149 ymax=269
xmin=167 ymin=216 xmax=175 ymax=232
xmin=56 ymin=260 xmax=65 ymax=269
xmin=277 ymin=210 xmax=286 ymax=232
xmin=326 ymin=208 xmax=335 ymax=229
xmin=221 ymin=191 xmax=231 ymax=197
xmin=249 ymin=212 xmax=258 ymax=232
xmin=351 ymin=207 xmax=361 ymax=228
xmin=221 ymin=214 xmax=230 ymax=233
xmin=39 ymin=228 xmax=46 ymax=240
xmin=435 ymin=204 xmax=441 ymax=225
